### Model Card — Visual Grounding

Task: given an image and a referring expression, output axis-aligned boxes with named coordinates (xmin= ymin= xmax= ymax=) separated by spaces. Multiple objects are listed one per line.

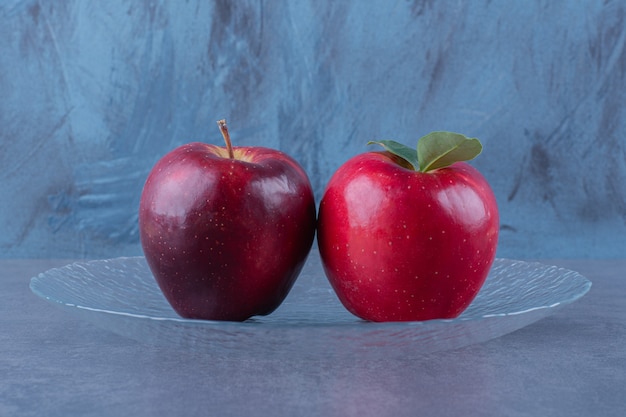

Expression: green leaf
xmin=367 ymin=140 xmax=419 ymax=170
xmin=417 ymin=131 xmax=482 ymax=172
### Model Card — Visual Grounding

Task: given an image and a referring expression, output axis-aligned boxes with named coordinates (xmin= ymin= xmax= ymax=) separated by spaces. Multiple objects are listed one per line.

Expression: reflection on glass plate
xmin=30 ymin=250 xmax=591 ymax=359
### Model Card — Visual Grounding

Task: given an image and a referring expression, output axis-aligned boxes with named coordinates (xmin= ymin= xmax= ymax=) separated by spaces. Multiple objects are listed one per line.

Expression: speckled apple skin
xmin=317 ymin=152 xmax=499 ymax=322
xmin=139 ymin=143 xmax=316 ymax=321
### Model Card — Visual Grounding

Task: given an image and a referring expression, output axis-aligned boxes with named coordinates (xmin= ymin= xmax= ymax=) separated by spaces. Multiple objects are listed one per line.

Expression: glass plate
xmin=29 ymin=251 xmax=591 ymax=359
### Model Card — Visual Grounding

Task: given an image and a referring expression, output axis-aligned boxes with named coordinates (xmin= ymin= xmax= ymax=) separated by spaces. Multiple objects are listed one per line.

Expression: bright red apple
xmin=317 ymin=132 xmax=499 ymax=322
xmin=139 ymin=120 xmax=316 ymax=321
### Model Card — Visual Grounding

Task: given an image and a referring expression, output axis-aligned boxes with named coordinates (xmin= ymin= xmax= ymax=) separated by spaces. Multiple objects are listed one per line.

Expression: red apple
xmin=139 ymin=120 xmax=316 ymax=321
xmin=317 ymin=132 xmax=499 ymax=322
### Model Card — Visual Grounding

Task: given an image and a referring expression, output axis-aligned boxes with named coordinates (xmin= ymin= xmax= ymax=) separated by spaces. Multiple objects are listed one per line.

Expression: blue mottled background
xmin=1 ymin=0 xmax=625 ymax=259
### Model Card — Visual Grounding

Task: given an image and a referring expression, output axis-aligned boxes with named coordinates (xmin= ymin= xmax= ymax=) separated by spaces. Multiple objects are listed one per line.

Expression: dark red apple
xmin=139 ymin=120 xmax=316 ymax=321
xmin=317 ymin=132 xmax=499 ymax=322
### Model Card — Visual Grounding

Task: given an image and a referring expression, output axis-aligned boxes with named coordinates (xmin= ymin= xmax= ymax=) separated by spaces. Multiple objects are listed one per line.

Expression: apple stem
xmin=217 ymin=119 xmax=235 ymax=159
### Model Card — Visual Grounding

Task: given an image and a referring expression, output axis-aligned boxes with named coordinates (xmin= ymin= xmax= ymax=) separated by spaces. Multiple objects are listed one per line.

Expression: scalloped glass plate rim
xmin=29 ymin=256 xmax=592 ymax=332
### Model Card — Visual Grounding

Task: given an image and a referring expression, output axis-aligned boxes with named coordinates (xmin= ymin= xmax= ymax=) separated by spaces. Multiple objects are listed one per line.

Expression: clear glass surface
xmin=29 ymin=251 xmax=591 ymax=359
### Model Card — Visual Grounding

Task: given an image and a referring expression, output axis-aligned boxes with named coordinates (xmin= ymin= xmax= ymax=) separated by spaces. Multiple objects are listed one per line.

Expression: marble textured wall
xmin=1 ymin=0 xmax=625 ymax=259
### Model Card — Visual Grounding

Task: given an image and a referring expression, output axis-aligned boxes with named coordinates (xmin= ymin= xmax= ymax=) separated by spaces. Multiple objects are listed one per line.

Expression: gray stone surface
xmin=1 ymin=257 xmax=624 ymax=416
xmin=1 ymin=1 xmax=626 ymax=259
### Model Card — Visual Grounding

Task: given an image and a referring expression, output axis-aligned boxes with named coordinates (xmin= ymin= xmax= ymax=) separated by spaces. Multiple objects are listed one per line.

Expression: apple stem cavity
xmin=217 ymin=119 xmax=235 ymax=159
